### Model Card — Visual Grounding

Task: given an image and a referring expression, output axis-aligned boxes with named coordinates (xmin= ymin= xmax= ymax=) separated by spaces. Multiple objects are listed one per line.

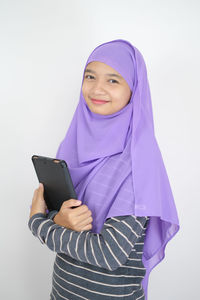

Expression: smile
xmin=91 ymin=99 xmax=110 ymax=105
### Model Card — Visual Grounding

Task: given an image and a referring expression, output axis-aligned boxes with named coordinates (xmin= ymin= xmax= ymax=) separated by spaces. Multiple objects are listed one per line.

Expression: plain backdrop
xmin=0 ymin=0 xmax=199 ymax=299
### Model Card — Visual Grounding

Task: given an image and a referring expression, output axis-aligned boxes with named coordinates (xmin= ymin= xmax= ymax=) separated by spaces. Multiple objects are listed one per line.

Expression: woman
xmin=28 ymin=39 xmax=180 ymax=300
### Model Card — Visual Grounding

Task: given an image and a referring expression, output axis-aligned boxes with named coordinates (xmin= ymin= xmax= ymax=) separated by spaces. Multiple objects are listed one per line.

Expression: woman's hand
xmin=29 ymin=183 xmax=93 ymax=231
xmin=29 ymin=183 xmax=47 ymax=219
xmin=53 ymin=200 xmax=93 ymax=232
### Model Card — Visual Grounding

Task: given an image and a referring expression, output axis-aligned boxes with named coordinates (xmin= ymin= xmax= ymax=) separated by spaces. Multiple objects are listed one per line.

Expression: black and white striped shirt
xmin=28 ymin=211 xmax=149 ymax=300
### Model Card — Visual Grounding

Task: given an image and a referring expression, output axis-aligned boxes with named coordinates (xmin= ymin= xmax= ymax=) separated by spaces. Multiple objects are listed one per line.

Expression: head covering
xmin=56 ymin=39 xmax=180 ymax=300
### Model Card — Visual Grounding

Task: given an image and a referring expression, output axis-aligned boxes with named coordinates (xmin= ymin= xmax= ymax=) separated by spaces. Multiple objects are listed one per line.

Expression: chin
xmin=90 ymin=107 xmax=108 ymax=115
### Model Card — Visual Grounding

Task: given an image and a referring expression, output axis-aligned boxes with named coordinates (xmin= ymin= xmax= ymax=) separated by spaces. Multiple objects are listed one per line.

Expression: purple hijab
xmin=56 ymin=39 xmax=180 ymax=299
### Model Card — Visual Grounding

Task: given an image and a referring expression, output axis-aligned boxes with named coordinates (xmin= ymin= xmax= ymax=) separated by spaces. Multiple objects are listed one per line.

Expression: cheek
xmin=82 ymin=83 xmax=87 ymax=98
xmin=121 ymin=87 xmax=131 ymax=104
xmin=114 ymin=89 xmax=130 ymax=104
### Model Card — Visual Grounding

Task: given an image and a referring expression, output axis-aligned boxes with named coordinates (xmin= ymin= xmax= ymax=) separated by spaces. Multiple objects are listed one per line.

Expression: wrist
xmin=47 ymin=210 xmax=58 ymax=220
xmin=53 ymin=213 xmax=66 ymax=228
xmin=53 ymin=213 xmax=59 ymax=224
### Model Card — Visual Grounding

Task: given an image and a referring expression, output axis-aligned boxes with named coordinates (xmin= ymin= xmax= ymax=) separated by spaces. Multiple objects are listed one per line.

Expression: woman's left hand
xmin=29 ymin=183 xmax=48 ymax=219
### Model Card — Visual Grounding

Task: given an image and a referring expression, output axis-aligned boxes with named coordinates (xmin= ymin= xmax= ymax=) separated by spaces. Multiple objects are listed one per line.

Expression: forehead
xmin=84 ymin=61 xmax=122 ymax=78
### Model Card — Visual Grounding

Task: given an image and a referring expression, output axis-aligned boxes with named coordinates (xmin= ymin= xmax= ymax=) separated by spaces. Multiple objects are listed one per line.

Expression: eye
xmin=84 ymin=75 xmax=95 ymax=79
xmin=109 ymin=79 xmax=119 ymax=84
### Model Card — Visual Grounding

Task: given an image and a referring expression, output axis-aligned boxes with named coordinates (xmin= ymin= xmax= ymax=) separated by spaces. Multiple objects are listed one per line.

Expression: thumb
xmin=38 ymin=183 xmax=44 ymax=194
xmin=63 ymin=199 xmax=82 ymax=208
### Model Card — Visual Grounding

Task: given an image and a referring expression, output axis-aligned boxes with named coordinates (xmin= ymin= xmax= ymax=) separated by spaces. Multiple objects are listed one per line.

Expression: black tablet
xmin=32 ymin=155 xmax=77 ymax=211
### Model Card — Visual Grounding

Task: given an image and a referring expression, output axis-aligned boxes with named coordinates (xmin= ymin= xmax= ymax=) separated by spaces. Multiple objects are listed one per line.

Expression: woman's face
xmin=82 ymin=61 xmax=132 ymax=115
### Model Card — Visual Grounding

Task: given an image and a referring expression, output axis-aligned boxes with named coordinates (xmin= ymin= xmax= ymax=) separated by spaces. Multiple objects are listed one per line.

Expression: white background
xmin=0 ymin=0 xmax=199 ymax=299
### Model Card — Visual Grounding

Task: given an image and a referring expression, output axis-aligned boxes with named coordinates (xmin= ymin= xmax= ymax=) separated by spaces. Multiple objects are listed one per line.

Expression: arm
xmin=30 ymin=183 xmax=92 ymax=231
xmin=28 ymin=213 xmax=149 ymax=271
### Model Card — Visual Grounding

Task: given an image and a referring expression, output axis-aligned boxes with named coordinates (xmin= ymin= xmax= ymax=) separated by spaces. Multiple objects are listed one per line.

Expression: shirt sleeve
xmin=28 ymin=213 xmax=149 ymax=271
xmin=46 ymin=210 xmax=58 ymax=220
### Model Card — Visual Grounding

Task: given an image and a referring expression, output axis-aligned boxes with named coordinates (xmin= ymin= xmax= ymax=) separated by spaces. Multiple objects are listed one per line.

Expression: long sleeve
xmin=28 ymin=213 xmax=149 ymax=271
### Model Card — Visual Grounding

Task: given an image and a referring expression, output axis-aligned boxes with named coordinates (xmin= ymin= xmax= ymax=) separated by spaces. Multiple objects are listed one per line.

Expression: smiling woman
xmin=28 ymin=39 xmax=180 ymax=300
xmin=82 ymin=61 xmax=132 ymax=115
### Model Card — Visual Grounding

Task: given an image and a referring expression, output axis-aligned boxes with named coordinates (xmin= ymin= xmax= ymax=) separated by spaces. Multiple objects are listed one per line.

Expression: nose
xmin=91 ymin=80 xmax=106 ymax=94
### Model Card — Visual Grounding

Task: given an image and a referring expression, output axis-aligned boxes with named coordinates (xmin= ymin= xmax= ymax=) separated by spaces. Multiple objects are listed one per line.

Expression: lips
xmin=91 ymin=98 xmax=109 ymax=104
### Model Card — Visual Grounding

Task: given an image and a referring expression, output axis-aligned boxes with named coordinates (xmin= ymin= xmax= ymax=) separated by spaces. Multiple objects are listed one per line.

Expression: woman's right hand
xmin=53 ymin=199 xmax=93 ymax=232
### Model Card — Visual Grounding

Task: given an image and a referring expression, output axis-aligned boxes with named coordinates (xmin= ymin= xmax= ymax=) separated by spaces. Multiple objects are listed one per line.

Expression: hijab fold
xmin=56 ymin=39 xmax=180 ymax=300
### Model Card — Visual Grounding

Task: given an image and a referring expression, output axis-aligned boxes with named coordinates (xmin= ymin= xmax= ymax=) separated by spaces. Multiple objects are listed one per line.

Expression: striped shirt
xmin=28 ymin=211 xmax=149 ymax=300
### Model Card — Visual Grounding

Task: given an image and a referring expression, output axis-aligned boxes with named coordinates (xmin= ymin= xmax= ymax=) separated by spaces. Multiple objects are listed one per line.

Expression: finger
xmin=72 ymin=205 xmax=90 ymax=216
xmin=32 ymin=189 xmax=38 ymax=202
xmin=80 ymin=223 xmax=93 ymax=231
xmin=77 ymin=210 xmax=92 ymax=220
xmin=33 ymin=189 xmax=38 ymax=197
xmin=37 ymin=183 xmax=45 ymax=199
xmin=77 ymin=216 xmax=93 ymax=228
xmin=62 ymin=199 xmax=82 ymax=209
xmin=38 ymin=182 xmax=44 ymax=192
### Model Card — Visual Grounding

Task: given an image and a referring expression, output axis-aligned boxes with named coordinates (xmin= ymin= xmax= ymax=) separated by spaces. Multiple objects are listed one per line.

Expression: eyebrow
xmin=84 ymin=68 xmax=122 ymax=79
